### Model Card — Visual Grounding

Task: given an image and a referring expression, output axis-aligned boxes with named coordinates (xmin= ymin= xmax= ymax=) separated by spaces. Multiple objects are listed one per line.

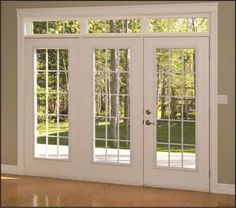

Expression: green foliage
xmin=150 ymin=17 xmax=208 ymax=32
xmin=88 ymin=19 xmax=141 ymax=33
xmin=33 ymin=20 xmax=80 ymax=34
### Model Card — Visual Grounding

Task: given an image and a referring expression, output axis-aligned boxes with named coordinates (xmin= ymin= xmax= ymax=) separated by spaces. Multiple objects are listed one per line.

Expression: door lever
xmin=145 ymin=120 xmax=155 ymax=125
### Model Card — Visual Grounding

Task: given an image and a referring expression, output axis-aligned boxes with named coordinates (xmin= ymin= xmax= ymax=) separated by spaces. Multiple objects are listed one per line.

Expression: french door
xmin=24 ymin=39 xmax=81 ymax=179
xmin=79 ymin=38 xmax=143 ymax=185
xmin=24 ymin=37 xmax=209 ymax=191
xmin=143 ymin=37 xmax=209 ymax=191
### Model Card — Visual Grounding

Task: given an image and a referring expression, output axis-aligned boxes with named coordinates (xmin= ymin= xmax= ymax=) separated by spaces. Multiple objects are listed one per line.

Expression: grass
xmin=37 ymin=120 xmax=195 ymax=152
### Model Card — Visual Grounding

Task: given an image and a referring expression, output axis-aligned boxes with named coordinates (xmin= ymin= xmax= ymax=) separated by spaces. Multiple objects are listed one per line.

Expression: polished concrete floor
xmin=1 ymin=174 xmax=235 ymax=207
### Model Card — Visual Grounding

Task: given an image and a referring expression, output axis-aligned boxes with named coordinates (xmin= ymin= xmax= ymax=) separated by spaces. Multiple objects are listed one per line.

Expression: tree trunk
xmin=108 ymin=20 xmax=118 ymax=147
xmin=170 ymin=88 xmax=176 ymax=119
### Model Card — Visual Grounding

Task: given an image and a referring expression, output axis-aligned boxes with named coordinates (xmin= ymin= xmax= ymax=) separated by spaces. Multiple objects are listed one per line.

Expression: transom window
xmin=29 ymin=16 xmax=208 ymax=35
xmin=32 ymin=20 xmax=80 ymax=34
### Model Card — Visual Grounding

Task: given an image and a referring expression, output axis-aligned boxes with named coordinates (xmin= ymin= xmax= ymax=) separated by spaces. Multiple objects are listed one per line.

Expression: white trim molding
xmin=211 ymin=183 xmax=235 ymax=195
xmin=1 ymin=165 xmax=24 ymax=175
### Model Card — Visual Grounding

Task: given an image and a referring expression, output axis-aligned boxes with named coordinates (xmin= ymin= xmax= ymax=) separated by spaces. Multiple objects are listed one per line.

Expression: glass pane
xmin=59 ymin=93 xmax=68 ymax=114
xmin=183 ymin=145 xmax=196 ymax=169
xmin=156 ymin=97 xmax=170 ymax=119
xmin=119 ymin=119 xmax=130 ymax=141
xmin=59 ymin=72 xmax=69 ymax=93
xmin=95 ymin=117 xmax=106 ymax=139
xmin=48 ymin=49 xmax=57 ymax=71
xmin=108 ymin=95 xmax=118 ymax=118
xmin=59 ymin=137 xmax=69 ymax=159
xmin=64 ymin=20 xmax=80 ymax=33
xmin=48 ymin=115 xmax=57 ymax=137
xmin=170 ymin=121 xmax=181 ymax=144
xmin=37 ymin=72 xmax=46 ymax=93
xmin=156 ymin=49 xmax=169 ymax=73
xmin=170 ymin=145 xmax=182 ymax=168
xmin=95 ymin=49 xmax=106 ymax=71
xmin=48 ymin=94 xmax=57 ymax=114
xmin=183 ymin=99 xmax=195 ymax=120
xmin=94 ymin=140 xmax=106 ymax=162
xmin=33 ymin=21 xmax=47 ymax=34
xmin=119 ymin=95 xmax=130 ymax=118
xmin=107 ymin=141 xmax=118 ymax=162
xmin=59 ymin=116 xmax=69 ymax=137
xmin=95 ymin=72 xmax=106 ymax=94
xmin=59 ymin=49 xmax=68 ymax=71
xmin=36 ymin=49 xmax=46 ymax=70
xmin=170 ymin=97 xmax=182 ymax=119
xmin=119 ymin=141 xmax=130 ymax=164
xmin=48 ymin=21 xmax=63 ymax=34
xmin=88 ymin=20 xmax=106 ymax=33
xmin=183 ymin=122 xmax=195 ymax=145
xmin=157 ymin=73 xmax=169 ymax=96
xmin=37 ymin=94 xmax=46 ymax=115
xmin=95 ymin=94 xmax=106 ymax=117
xmin=156 ymin=120 xmax=168 ymax=143
xmin=128 ymin=19 xmax=141 ymax=33
xmin=48 ymin=72 xmax=57 ymax=93
xmin=59 ymin=137 xmax=68 ymax=146
xmin=171 ymin=49 xmax=182 ymax=74
xmin=184 ymin=49 xmax=195 ymax=74
xmin=107 ymin=117 xmax=118 ymax=140
xmin=156 ymin=143 xmax=169 ymax=167
xmin=119 ymin=73 xmax=130 ymax=94
xmin=37 ymin=115 xmax=46 ymax=137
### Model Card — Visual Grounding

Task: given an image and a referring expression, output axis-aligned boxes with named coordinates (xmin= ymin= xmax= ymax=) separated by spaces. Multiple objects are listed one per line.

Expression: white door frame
xmin=13 ymin=3 xmax=221 ymax=193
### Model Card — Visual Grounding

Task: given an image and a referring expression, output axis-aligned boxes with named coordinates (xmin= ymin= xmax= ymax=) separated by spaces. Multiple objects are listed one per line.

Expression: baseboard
xmin=211 ymin=183 xmax=235 ymax=195
xmin=1 ymin=164 xmax=24 ymax=175
xmin=2 ymin=164 xmax=235 ymax=195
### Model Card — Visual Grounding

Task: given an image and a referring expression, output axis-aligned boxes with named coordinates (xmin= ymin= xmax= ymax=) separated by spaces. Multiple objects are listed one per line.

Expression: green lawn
xmin=37 ymin=120 xmax=195 ymax=152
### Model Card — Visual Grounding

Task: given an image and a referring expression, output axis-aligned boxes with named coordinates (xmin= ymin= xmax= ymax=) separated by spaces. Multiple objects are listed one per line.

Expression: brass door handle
xmin=145 ymin=120 xmax=155 ymax=125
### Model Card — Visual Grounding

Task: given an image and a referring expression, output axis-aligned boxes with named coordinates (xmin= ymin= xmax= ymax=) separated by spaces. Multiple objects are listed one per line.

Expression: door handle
xmin=145 ymin=120 xmax=155 ymax=125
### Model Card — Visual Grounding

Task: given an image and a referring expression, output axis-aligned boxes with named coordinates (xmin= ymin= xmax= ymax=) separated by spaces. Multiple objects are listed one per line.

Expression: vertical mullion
xmin=56 ymin=50 xmax=60 ymax=158
xmin=105 ymin=49 xmax=108 ymax=161
xmin=117 ymin=49 xmax=120 ymax=163
xmin=167 ymin=49 xmax=171 ymax=167
xmin=46 ymin=49 xmax=49 ymax=157
xmin=181 ymin=49 xmax=184 ymax=168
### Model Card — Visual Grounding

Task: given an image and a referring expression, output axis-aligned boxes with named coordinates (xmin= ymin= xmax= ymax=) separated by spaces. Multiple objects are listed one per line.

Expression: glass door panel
xmin=94 ymin=48 xmax=131 ymax=164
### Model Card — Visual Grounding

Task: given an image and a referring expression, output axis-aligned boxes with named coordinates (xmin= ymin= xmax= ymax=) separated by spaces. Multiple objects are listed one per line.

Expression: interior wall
xmin=1 ymin=1 xmax=235 ymax=185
